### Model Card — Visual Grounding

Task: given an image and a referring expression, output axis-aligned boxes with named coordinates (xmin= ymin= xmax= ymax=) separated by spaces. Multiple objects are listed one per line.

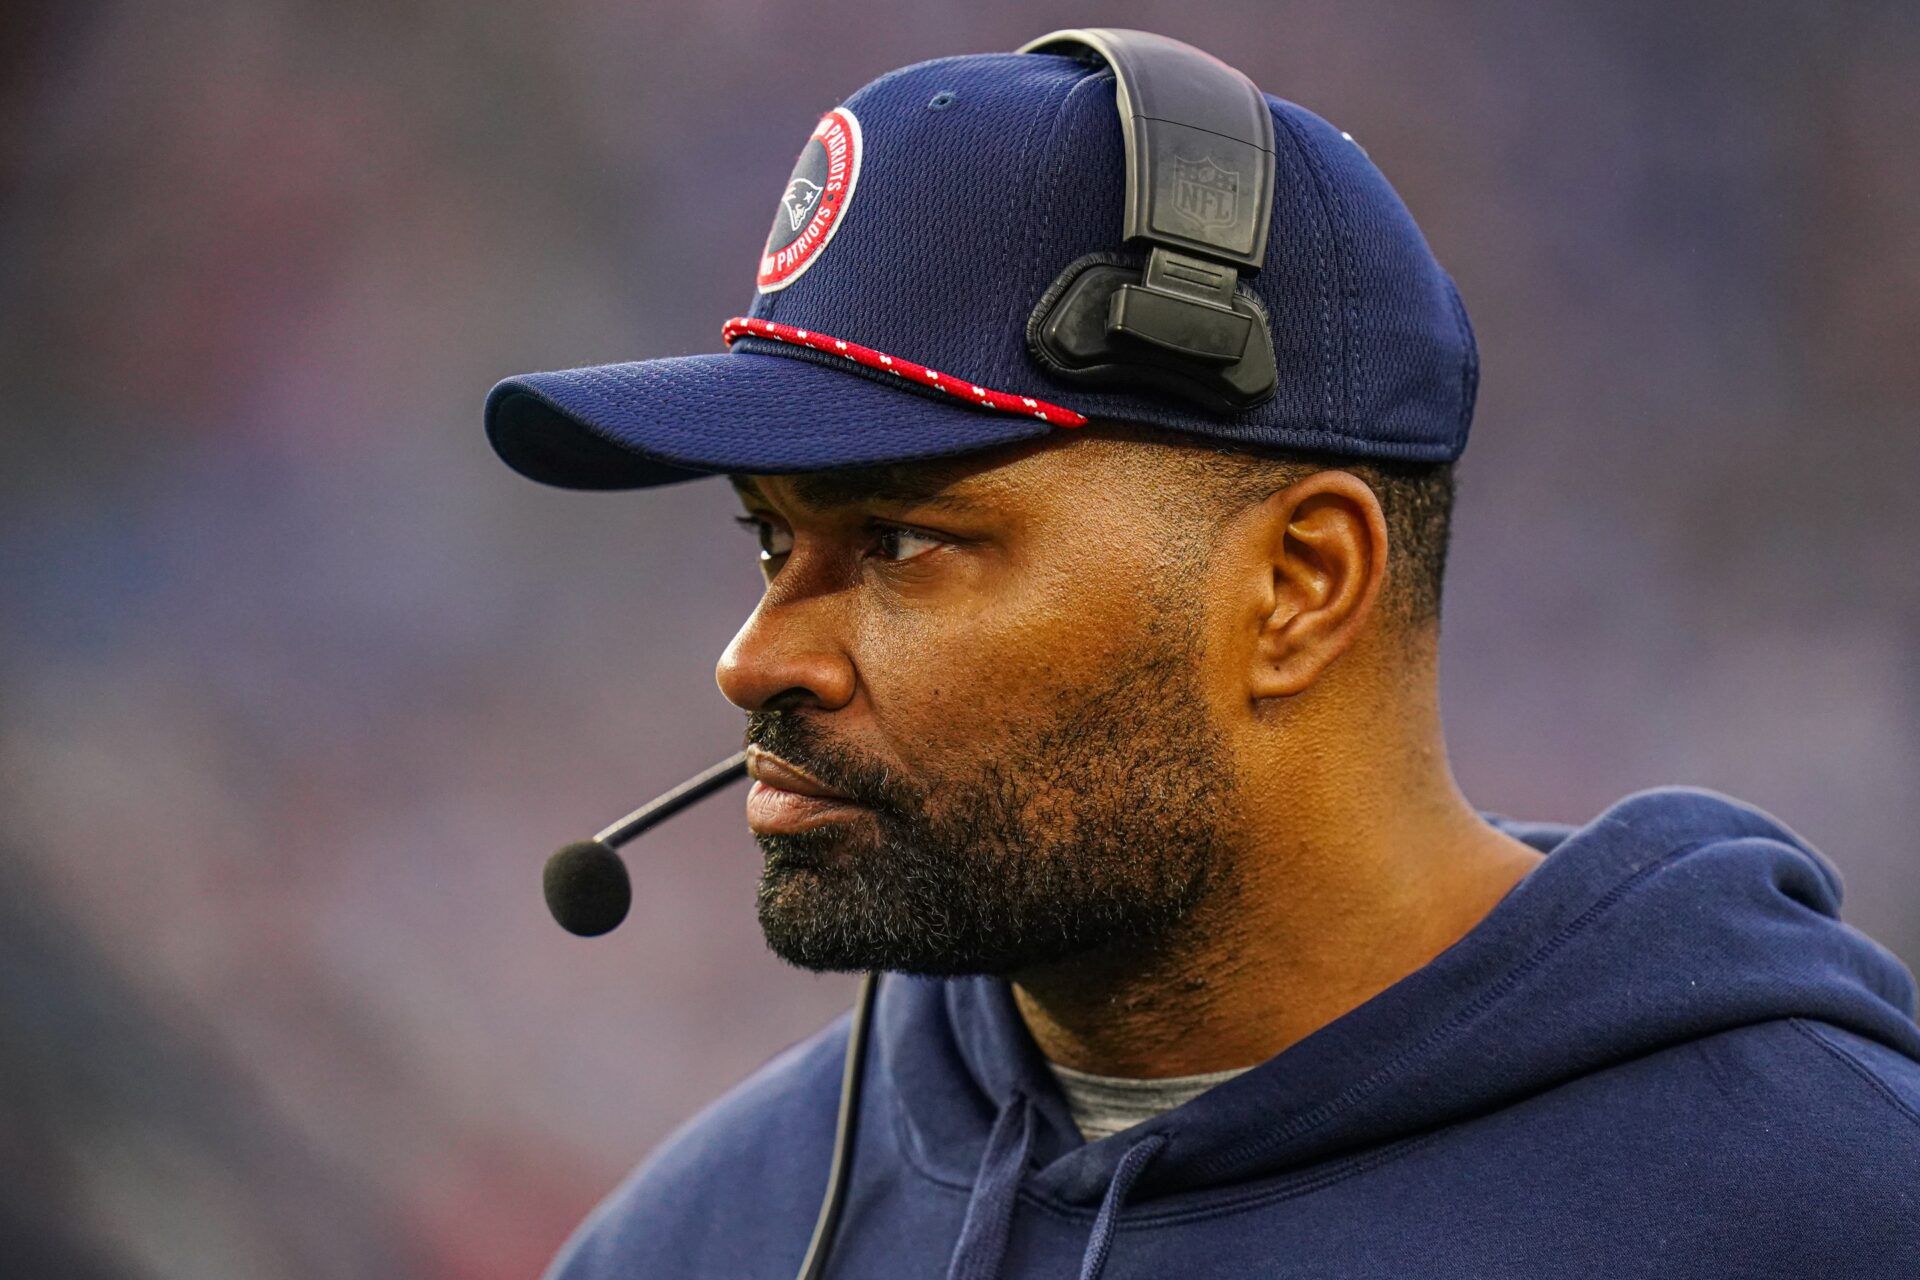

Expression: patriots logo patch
xmin=758 ymin=108 xmax=863 ymax=293
xmin=780 ymin=178 xmax=824 ymax=232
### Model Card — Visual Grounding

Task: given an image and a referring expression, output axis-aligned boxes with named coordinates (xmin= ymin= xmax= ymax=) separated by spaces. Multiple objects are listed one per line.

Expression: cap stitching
xmin=1008 ymin=63 xmax=1093 ymax=345
xmin=1262 ymin=105 xmax=1339 ymax=436
xmin=1025 ymin=67 xmax=1116 ymax=327
xmin=1311 ymin=127 xmax=1363 ymax=438
xmin=1271 ymin=105 xmax=1354 ymax=440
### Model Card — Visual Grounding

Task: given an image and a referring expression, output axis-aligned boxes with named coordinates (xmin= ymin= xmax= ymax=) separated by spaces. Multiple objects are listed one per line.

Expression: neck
xmin=1012 ymin=660 xmax=1543 ymax=1078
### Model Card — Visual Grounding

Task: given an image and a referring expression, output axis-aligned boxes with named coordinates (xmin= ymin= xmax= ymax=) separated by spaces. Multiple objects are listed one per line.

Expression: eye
xmin=870 ymin=523 xmax=947 ymax=563
xmin=733 ymin=514 xmax=792 ymax=562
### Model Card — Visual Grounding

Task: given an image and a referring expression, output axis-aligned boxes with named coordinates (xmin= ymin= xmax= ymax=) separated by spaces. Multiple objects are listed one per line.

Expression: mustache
xmin=743 ymin=712 xmax=904 ymax=810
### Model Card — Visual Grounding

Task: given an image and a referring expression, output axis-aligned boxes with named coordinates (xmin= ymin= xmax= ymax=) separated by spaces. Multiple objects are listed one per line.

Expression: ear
xmin=1244 ymin=470 xmax=1389 ymax=699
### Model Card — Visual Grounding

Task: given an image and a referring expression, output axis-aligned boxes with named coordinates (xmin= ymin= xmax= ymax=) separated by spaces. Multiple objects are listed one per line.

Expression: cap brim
xmin=485 ymin=349 xmax=1061 ymax=491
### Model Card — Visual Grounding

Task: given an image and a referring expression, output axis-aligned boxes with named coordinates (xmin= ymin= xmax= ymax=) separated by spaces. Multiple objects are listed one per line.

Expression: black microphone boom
xmin=542 ymin=750 xmax=749 ymax=936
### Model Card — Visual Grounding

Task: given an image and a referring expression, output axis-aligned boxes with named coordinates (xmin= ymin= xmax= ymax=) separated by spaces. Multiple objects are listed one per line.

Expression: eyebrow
xmin=728 ymin=463 xmax=985 ymax=513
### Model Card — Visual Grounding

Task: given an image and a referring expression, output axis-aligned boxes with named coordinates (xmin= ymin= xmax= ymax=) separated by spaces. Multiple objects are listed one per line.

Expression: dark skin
xmin=717 ymin=424 xmax=1542 ymax=1078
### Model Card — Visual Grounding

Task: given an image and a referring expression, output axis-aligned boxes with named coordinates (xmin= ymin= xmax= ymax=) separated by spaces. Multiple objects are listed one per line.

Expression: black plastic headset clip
xmin=1018 ymin=28 xmax=1280 ymax=413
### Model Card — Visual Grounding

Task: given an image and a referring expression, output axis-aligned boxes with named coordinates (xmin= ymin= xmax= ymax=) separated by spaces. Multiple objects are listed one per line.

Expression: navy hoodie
xmin=545 ymin=788 xmax=1920 ymax=1278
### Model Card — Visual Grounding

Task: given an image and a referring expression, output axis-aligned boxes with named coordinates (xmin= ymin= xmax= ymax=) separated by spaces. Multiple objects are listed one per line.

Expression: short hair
xmin=1105 ymin=422 xmax=1457 ymax=629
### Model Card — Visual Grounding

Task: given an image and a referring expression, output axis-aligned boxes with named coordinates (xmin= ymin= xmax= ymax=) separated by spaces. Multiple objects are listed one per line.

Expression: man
xmin=486 ymin=30 xmax=1920 ymax=1280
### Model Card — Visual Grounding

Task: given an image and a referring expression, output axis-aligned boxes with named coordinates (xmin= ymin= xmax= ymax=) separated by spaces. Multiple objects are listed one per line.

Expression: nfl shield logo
xmin=1172 ymin=155 xmax=1240 ymax=231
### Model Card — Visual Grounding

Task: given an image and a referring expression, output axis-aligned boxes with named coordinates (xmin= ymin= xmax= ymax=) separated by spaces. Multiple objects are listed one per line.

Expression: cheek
xmin=847 ymin=562 xmax=1147 ymax=768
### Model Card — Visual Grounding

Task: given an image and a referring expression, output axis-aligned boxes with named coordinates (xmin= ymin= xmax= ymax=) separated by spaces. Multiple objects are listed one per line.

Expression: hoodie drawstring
xmin=1076 ymin=1133 xmax=1166 ymax=1280
xmin=945 ymin=1096 xmax=1035 ymax=1280
xmin=945 ymin=1099 xmax=1168 ymax=1280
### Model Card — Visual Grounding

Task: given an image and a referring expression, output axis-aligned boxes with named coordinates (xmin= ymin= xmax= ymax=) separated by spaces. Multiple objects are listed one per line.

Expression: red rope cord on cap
xmin=721 ymin=317 xmax=1088 ymax=428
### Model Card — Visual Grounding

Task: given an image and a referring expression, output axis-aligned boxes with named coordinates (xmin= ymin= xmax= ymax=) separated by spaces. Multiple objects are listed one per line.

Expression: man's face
xmin=718 ymin=432 xmax=1244 ymax=977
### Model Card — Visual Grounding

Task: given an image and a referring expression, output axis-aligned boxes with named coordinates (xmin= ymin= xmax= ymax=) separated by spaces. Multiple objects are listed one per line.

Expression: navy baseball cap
xmin=485 ymin=39 xmax=1476 ymax=490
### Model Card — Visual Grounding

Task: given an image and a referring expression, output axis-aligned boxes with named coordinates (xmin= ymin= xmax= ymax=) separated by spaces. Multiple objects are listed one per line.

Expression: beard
xmin=746 ymin=608 xmax=1239 ymax=977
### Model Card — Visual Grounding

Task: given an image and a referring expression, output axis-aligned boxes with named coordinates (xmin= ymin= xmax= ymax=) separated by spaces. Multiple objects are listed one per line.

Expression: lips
xmin=745 ymin=745 xmax=867 ymax=835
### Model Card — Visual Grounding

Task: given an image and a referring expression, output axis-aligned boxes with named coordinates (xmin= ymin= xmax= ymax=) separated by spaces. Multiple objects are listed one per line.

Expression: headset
xmin=1020 ymin=28 xmax=1280 ymax=414
xmin=537 ymin=31 xmax=1276 ymax=1279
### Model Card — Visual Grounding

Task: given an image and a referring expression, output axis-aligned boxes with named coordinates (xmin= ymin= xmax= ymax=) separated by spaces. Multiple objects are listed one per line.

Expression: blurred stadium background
xmin=2 ymin=1 xmax=1916 ymax=1276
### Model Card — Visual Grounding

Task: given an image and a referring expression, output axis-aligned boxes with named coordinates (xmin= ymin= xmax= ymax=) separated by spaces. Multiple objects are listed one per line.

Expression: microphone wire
xmin=795 ymin=971 xmax=880 ymax=1280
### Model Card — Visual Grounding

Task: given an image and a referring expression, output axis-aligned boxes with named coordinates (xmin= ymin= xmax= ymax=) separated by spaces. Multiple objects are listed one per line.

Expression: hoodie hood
xmin=879 ymin=786 xmax=1920 ymax=1209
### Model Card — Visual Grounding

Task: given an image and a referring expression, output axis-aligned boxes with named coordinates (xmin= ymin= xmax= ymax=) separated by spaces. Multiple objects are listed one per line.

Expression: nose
xmin=715 ymin=594 xmax=856 ymax=714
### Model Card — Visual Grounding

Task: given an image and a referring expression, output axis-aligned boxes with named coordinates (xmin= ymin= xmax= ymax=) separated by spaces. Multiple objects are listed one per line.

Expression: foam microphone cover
xmin=543 ymin=840 xmax=632 ymax=936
